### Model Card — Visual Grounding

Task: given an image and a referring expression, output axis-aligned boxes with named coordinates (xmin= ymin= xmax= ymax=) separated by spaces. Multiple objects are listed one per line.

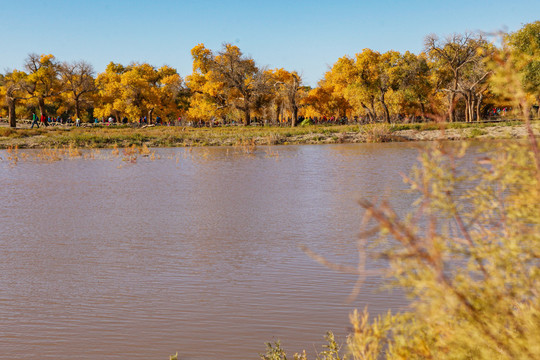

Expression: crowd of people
xmin=30 ymin=113 xmax=81 ymax=128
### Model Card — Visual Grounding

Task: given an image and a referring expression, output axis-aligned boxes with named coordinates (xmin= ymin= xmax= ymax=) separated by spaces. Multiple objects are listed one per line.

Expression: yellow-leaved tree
xmin=267 ymin=68 xmax=305 ymax=126
xmin=186 ymin=44 xmax=228 ymax=123
xmin=393 ymin=51 xmax=438 ymax=121
xmin=0 ymin=69 xmax=28 ymax=127
xmin=95 ymin=62 xmax=182 ymax=122
xmin=320 ymin=49 xmax=404 ymax=123
xmin=302 ymin=81 xmax=351 ymax=120
xmin=24 ymin=53 xmax=61 ymax=118
xmin=94 ymin=62 xmax=125 ymax=121
xmin=186 ymin=43 xmax=270 ymax=125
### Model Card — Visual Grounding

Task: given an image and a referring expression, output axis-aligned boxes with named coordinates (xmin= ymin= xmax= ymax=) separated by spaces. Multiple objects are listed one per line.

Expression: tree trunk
xmin=380 ymin=91 xmax=390 ymax=124
xmin=275 ymin=103 xmax=281 ymax=125
xmin=448 ymin=92 xmax=456 ymax=122
xmin=148 ymin=109 xmax=154 ymax=124
xmin=243 ymin=108 xmax=251 ymax=125
xmin=420 ymin=102 xmax=426 ymax=122
xmin=470 ymin=94 xmax=476 ymax=122
xmin=361 ymin=103 xmax=374 ymax=123
xmin=448 ymin=73 xmax=460 ymax=122
xmin=38 ymin=97 xmax=46 ymax=118
xmin=369 ymin=97 xmax=377 ymax=122
xmin=476 ymin=93 xmax=484 ymax=121
xmin=470 ymin=98 xmax=474 ymax=122
xmin=468 ymin=97 xmax=473 ymax=122
xmin=242 ymin=96 xmax=251 ymax=125
xmin=75 ymin=98 xmax=81 ymax=120
xmin=463 ymin=93 xmax=471 ymax=122
xmin=7 ymin=97 xmax=16 ymax=128
xmin=291 ymin=105 xmax=298 ymax=127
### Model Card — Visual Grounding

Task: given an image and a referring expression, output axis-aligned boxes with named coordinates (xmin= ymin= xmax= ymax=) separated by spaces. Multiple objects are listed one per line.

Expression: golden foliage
xmin=95 ymin=62 xmax=182 ymax=121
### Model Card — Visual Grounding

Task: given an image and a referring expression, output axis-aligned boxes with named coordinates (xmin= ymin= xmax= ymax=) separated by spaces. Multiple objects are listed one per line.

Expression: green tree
xmin=507 ymin=20 xmax=540 ymax=117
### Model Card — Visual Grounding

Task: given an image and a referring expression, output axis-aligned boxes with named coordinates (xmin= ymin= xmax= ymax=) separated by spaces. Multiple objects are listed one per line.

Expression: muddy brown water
xmin=0 ymin=143 xmax=475 ymax=359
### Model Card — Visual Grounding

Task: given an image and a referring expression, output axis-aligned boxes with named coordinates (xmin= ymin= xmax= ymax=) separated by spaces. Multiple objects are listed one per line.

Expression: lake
xmin=0 ymin=143 xmax=438 ymax=359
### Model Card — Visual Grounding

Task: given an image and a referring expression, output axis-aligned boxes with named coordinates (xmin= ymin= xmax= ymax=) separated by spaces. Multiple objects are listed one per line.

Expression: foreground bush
xmin=359 ymin=135 xmax=539 ymax=359
xmin=260 ymin=31 xmax=540 ymax=360
xmin=265 ymin=124 xmax=539 ymax=360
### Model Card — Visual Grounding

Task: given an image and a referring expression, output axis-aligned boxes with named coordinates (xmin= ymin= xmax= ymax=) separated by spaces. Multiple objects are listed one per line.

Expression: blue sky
xmin=1 ymin=0 xmax=539 ymax=86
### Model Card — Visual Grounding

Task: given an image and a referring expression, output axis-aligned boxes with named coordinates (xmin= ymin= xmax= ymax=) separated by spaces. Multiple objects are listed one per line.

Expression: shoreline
xmin=0 ymin=122 xmax=538 ymax=149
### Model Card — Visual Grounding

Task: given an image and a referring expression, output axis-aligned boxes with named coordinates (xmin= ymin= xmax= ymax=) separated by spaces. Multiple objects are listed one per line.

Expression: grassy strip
xmin=0 ymin=121 xmax=532 ymax=149
xmin=388 ymin=119 xmax=524 ymax=131
xmin=0 ymin=124 xmax=358 ymax=148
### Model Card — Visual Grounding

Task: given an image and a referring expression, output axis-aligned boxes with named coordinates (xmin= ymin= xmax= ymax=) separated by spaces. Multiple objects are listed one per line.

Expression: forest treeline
xmin=1 ymin=21 xmax=539 ymax=128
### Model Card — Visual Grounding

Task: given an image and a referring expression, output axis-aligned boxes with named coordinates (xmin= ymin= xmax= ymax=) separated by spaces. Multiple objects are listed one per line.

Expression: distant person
xmin=31 ymin=113 xmax=39 ymax=128
xmin=40 ymin=113 xmax=48 ymax=127
xmin=76 ymin=118 xmax=81 ymax=127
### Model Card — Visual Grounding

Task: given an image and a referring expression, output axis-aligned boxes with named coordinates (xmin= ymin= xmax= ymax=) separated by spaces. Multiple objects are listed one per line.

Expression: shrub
xmin=271 ymin=127 xmax=539 ymax=360
xmin=359 ymin=123 xmax=392 ymax=142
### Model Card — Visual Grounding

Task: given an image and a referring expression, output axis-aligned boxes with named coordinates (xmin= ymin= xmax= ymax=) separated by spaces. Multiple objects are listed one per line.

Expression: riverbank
xmin=0 ymin=121 xmax=538 ymax=149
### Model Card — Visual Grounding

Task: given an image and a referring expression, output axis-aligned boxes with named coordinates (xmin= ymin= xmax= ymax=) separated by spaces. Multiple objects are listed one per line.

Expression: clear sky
xmin=1 ymin=0 xmax=539 ymax=86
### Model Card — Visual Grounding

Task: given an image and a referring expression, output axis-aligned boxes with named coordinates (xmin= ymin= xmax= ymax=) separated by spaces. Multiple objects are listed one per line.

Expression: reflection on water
xmin=0 ymin=143 xmax=430 ymax=359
